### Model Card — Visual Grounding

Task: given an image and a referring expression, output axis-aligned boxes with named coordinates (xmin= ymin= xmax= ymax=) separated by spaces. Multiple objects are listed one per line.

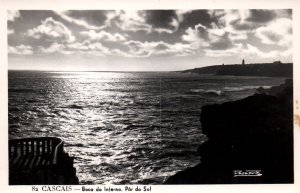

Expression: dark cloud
xmin=155 ymin=43 xmax=169 ymax=51
xmin=124 ymin=30 xmax=180 ymax=44
xmin=209 ymin=33 xmax=234 ymax=50
xmin=231 ymin=9 xmax=290 ymax=31
xmin=179 ymin=10 xmax=217 ymax=30
xmin=107 ymin=10 xmax=151 ymax=33
xmin=8 ymin=10 xmax=61 ymax=47
xmin=197 ymin=24 xmax=209 ymax=38
xmin=8 ymin=10 xmax=57 ymax=34
xmin=125 ymin=41 xmax=142 ymax=52
xmin=246 ymin=10 xmax=277 ymax=23
xmin=194 ymin=24 xmax=234 ymax=50
xmin=66 ymin=10 xmax=109 ymax=26
xmin=231 ymin=19 xmax=257 ymax=30
xmin=144 ymin=10 xmax=178 ymax=30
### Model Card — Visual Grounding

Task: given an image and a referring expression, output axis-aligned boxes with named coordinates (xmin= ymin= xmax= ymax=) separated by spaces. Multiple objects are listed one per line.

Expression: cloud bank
xmin=8 ymin=9 xmax=292 ymax=70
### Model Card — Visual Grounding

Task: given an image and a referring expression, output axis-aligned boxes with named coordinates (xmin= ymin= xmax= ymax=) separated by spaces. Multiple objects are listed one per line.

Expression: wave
xmin=187 ymin=85 xmax=273 ymax=96
xmin=99 ymin=162 xmax=122 ymax=172
xmin=188 ymin=89 xmax=222 ymax=96
xmin=224 ymin=85 xmax=272 ymax=92
xmin=89 ymin=126 xmax=105 ymax=132
xmin=64 ymin=143 xmax=85 ymax=147
xmin=66 ymin=104 xmax=84 ymax=109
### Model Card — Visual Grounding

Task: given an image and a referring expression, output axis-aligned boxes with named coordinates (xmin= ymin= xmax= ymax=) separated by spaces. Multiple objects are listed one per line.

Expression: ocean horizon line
xmin=7 ymin=69 xmax=176 ymax=73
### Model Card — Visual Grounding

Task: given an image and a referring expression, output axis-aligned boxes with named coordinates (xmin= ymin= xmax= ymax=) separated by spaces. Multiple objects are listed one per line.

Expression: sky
xmin=7 ymin=9 xmax=293 ymax=71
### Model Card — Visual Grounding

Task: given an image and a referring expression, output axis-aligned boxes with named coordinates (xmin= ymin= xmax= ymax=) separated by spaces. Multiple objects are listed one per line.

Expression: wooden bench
xmin=9 ymin=137 xmax=64 ymax=172
xmin=9 ymin=137 xmax=79 ymax=185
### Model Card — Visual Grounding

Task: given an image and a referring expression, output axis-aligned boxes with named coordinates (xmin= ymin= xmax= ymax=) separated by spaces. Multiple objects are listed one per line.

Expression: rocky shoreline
xmin=164 ymin=79 xmax=293 ymax=184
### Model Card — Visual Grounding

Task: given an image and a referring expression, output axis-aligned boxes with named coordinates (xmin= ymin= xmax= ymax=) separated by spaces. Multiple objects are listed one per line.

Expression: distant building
xmin=273 ymin=60 xmax=282 ymax=64
xmin=242 ymin=59 xmax=245 ymax=65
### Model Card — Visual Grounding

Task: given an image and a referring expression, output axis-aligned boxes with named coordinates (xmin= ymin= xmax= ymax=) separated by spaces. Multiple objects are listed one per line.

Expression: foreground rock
xmin=165 ymin=80 xmax=293 ymax=184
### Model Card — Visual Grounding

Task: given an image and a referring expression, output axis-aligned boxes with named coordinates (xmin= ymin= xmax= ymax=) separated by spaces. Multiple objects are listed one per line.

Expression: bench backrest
xmin=9 ymin=137 xmax=64 ymax=165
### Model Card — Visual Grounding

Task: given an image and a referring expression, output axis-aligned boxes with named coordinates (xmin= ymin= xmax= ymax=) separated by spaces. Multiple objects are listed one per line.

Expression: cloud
xmin=27 ymin=17 xmax=75 ymax=42
xmin=182 ymin=23 xmax=233 ymax=50
xmin=219 ymin=10 xmax=256 ymax=31
xmin=123 ymin=40 xmax=151 ymax=57
xmin=54 ymin=11 xmax=107 ymax=30
xmin=124 ymin=40 xmax=195 ymax=57
xmin=39 ymin=43 xmax=73 ymax=54
xmin=204 ymin=43 xmax=289 ymax=59
xmin=275 ymin=9 xmax=292 ymax=18
xmin=228 ymin=31 xmax=248 ymax=41
xmin=202 ymin=9 xmax=293 ymax=47
xmin=240 ymin=44 xmax=291 ymax=59
xmin=7 ymin=10 xmax=20 ymax=21
xmin=8 ymin=44 xmax=33 ymax=55
xmin=144 ymin=10 xmax=179 ymax=33
xmin=38 ymin=41 xmax=113 ymax=56
xmin=106 ymin=10 xmax=179 ymax=34
xmin=204 ymin=43 xmax=243 ymax=57
xmin=182 ymin=24 xmax=210 ymax=44
xmin=255 ymin=18 xmax=292 ymax=46
xmin=208 ymin=10 xmax=271 ymax=33
xmin=179 ymin=10 xmax=217 ymax=30
xmin=38 ymin=40 xmax=132 ymax=57
xmin=106 ymin=10 xmax=152 ymax=33
xmin=243 ymin=43 xmax=279 ymax=58
xmin=67 ymin=40 xmax=112 ymax=56
xmin=181 ymin=27 xmax=200 ymax=42
xmin=246 ymin=10 xmax=277 ymax=23
xmin=176 ymin=10 xmax=193 ymax=23
xmin=8 ymin=9 xmax=292 ymax=64
xmin=80 ymin=30 xmax=127 ymax=42
xmin=67 ymin=40 xmax=150 ymax=57
xmin=204 ymin=10 xmax=254 ymax=45
xmin=209 ymin=9 xmax=291 ymax=33
xmin=151 ymin=18 xmax=179 ymax=34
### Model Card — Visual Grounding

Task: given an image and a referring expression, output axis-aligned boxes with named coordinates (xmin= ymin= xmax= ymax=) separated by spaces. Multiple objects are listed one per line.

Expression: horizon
xmin=8 ymin=10 xmax=293 ymax=71
xmin=7 ymin=60 xmax=293 ymax=72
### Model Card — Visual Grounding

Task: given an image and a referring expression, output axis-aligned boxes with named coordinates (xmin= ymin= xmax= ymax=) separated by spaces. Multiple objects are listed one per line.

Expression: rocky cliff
xmin=165 ymin=80 xmax=293 ymax=184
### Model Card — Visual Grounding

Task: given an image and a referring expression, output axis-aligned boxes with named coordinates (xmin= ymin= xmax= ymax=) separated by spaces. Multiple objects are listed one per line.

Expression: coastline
xmin=181 ymin=62 xmax=292 ymax=78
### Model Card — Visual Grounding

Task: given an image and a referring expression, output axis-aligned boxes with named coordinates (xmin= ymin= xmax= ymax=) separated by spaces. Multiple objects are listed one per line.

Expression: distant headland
xmin=182 ymin=60 xmax=292 ymax=77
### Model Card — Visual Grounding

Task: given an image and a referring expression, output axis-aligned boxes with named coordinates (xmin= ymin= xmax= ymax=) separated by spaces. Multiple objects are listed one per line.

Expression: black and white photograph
xmin=1 ymin=0 xmax=300 ymax=192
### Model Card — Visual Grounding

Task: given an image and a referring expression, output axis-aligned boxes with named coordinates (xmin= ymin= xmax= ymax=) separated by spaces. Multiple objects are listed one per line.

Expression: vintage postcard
xmin=0 ymin=0 xmax=299 ymax=193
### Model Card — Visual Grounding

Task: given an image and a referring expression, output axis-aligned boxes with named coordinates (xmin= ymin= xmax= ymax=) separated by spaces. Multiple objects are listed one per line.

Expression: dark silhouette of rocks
xmin=165 ymin=80 xmax=293 ymax=184
xmin=182 ymin=62 xmax=292 ymax=77
xmin=257 ymin=79 xmax=292 ymax=97
xmin=182 ymin=65 xmax=225 ymax=74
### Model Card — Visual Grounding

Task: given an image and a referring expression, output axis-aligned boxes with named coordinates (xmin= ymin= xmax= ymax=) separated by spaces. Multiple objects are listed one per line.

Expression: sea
xmin=8 ymin=71 xmax=286 ymax=184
